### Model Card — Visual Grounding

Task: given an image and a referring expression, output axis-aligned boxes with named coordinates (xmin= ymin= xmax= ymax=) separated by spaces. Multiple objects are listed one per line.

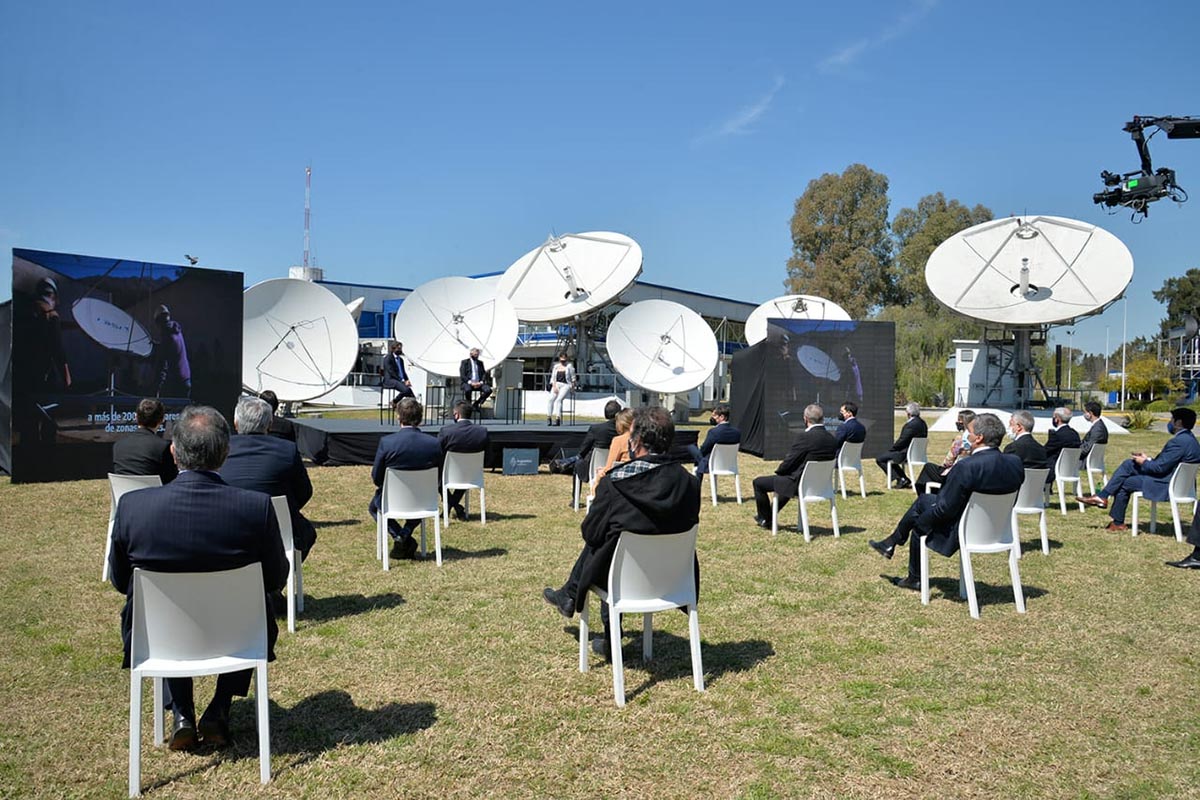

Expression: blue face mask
xmin=1168 ymin=421 xmax=1176 ymax=434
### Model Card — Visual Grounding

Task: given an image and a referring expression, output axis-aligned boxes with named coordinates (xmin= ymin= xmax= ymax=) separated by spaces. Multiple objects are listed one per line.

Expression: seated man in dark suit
xmin=108 ymin=405 xmax=287 ymax=750
xmin=1044 ymin=406 xmax=1082 ymax=484
xmin=542 ymin=407 xmax=701 ymax=657
xmin=1078 ymin=407 xmax=1200 ymax=531
xmin=914 ymin=409 xmax=976 ymax=495
xmin=752 ymin=403 xmax=838 ymax=528
xmin=573 ymin=399 xmax=623 ymax=493
xmin=1004 ymin=409 xmax=1048 ymax=468
xmin=1079 ymin=400 xmax=1108 ymax=469
xmin=869 ymin=413 xmax=1025 ymax=590
xmin=382 ymin=341 xmax=416 ymax=400
xmin=834 ymin=401 xmax=867 ymax=453
xmin=438 ymin=400 xmax=490 ymax=521
xmin=112 ymin=398 xmax=178 ymax=483
xmin=258 ymin=390 xmax=296 ymax=443
xmin=219 ymin=396 xmax=317 ymax=561
xmin=687 ymin=403 xmax=741 ymax=476
xmin=875 ymin=402 xmax=928 ymax=489
xmin=369 ymin=397 xmax=443 ymax=559
xmin=459 ymin=347 xmax=492 ymax=412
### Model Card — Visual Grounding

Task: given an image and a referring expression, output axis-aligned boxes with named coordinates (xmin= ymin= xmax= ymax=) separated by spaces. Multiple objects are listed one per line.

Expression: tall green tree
xmin=874 ymin=304 xmax=980 ymax=404
xmin=891 ymin=192 xmax=993 ymax=310
xmin=1152 ymin=268 xmax=1200 ymax=335
xmin=785 ymin=164 xmax=893 ymax=318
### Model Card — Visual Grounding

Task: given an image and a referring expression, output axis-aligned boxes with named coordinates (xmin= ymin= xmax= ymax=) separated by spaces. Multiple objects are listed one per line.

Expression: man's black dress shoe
xmin=453 ymin=504 xmax=468 ymax=522
xmin=753 ymin=516 xmax=770 ymax=530
xmin=198 ymin=706 xmax=230 ymax=747
xmin=895 ymin=575 xmax=921 ymax=591
xmin=168 ymin=714 xmax=198 ymax=751
xmin=390 ymin=536 xmax=418 ymax=560
xmin=591 ymin=636 xmax=613 ymax=663
xmin=542 ymin=587 xmax=574 ymax=618
xmin=1166 ymin=555 xmax=1200 ymax=569
xmin=869 ymin=539 xmax=895 ymax=560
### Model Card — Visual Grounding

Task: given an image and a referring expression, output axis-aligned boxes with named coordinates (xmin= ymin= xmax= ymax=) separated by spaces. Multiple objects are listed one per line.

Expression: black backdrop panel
xmin=10 ymin=249 xmax=243 ymax=483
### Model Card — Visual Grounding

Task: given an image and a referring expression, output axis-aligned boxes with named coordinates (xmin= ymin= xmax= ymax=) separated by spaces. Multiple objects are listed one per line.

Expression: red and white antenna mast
xmin=303 ymin=164 xmax=312 ymax=268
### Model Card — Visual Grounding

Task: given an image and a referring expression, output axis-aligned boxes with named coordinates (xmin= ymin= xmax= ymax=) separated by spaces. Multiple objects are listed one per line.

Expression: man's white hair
xmin=234 ymin=396 xmax=273 ymax=435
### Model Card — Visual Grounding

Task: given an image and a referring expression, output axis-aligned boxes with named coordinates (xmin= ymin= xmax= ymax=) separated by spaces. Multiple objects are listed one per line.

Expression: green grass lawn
xmin=2 ymin=424 xmax=1198 ymax=798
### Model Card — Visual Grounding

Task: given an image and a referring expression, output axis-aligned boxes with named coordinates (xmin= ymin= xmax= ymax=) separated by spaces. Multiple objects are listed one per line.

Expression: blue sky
xmin=2 ymin=1 xmax=1198 ymax=356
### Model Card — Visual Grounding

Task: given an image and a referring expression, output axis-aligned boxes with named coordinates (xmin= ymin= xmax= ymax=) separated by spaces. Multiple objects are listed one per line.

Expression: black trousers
xmin=914 ymin=462 xmax=948 ymax=495
xmin=165 ymin=672 xmax=250 ymax=720
xmin=886 ymin=494 xmax=939 ymax=579
xmin=462 ymin=383 xmax=492 ymax=405
xmin=876 ymin=450 xmax=908 ymax=479
xmin=753 ymin=475 xmax=795 ymax=521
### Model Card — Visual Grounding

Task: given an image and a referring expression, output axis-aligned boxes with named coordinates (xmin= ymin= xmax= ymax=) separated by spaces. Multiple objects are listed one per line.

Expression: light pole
xmin=1121 ymin=297 xmax=1128 ymax=411
xmin=1066 ymin=329 xmax=1075 ymax=392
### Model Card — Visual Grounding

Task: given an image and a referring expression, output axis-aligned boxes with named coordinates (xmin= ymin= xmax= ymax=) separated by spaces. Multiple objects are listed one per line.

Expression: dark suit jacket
xmin=109 ymin=470 xmax=288 ymax=667
xmin=439 ymin=419 xmax=490 ymax=454
xmin=382 ymin=353 xmax=410 ymax=390
xmin=1125 ymin=430 xmax=1200 ymax=502
xmin=371 ymin=426 xmax=443 ymax=500
xmin=1004 ymin=433 xmax=1048 ymax=469
xmin=1080 ymin=419 xmax=1108 ymax=459
xmin=574 ymin=456 xmax=701 ymax=613
xmin=834 ymin=417 xmax=867 ymax=452
xmin=697 ymin=422 xmax=741 ymax=473
xmin=891 ymin=416 xmax=928 ymax=453
xmin=267 ymin=415 xmax=297 ymax=443
xmin=774 ymin=425 xmax=839 ymax=498
xmin=1045 ymin=425 xmax=1082 ymax=471
xmin=112 ymin=428 xmax=178 ymax=483
xmin=459 ymin=357 xmax=491 ymax=390
xmin=917 ymin=447 xmax=1025 ymax=557
xmin=219 ymin=433 xmax=317 ymax=555
xmin=579 ymin=419 xmax=619 ymax=463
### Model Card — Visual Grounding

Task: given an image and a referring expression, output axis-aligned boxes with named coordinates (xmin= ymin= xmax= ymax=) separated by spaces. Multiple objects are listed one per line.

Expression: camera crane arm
xmin=1094 ymin=115 xmax=1198 ymax=217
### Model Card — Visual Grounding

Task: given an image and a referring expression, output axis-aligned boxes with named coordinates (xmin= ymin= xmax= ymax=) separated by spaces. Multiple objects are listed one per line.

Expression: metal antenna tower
xmin=303 ymin=165 xmax=312 ymax=268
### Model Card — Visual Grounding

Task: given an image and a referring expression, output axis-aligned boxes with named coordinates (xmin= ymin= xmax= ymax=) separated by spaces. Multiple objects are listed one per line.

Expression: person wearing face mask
xmin=1003 ymin=410 xmax=1048 ymax=468
xmin=1078 ymin=401 xmax=1109 ymax=470
xmin=546 ymin=351 xmax=576 ymax=426
xmin=1078 ymin=407 xmax=1200 ymax=531
xmin=914 ymin=409 xmax=978 ymax=495
xmin=382 ymin=342 xmax=415 ymax=400
xmin=1044 ymin=406 xmax=1082 ymax=485
xmin=687 ymin=404 xmax=742 ymax=476
xmin=833 ymin=402 xmax=866 ymax=454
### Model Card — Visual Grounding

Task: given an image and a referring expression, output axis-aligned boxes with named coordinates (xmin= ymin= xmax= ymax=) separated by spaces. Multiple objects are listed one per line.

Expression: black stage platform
xmin=294 ymin=418 xmax=699 ymax=469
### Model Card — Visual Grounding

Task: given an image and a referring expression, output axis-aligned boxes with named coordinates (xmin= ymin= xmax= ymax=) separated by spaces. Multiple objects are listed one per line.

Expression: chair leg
xmin=771 ymin=496 xmax=779 ymax=536
xmin=104 ymin=521 xmax=115 ymax=582
xmin=798 ymin=500 xmax=810 ymax=543
xmin=295 ymin=553 xmax=304 ymax=612
xmin=886 ymin=461 xmax=895 ymax=491
xmin=1150 ymin=500 xmax=1158 ymax=534
xmin=735 ymin=474 xmax=743 ymax=504
xmin=1173 ymin=501 xmax=1184 ymax=542
xmin=443 ymin=487 xmax=450 ymax=527
xmin=579 ymin=593 xmax=590 ymax=673
xmin=1058 ymin=478 xmax=1067 ymax=516
xmin=376 ymin=513 xmax=383 ymax=561
xmin=479 ymin=488 xmax=486 ymax=526
xmin=839 ymin=469 xmax=848 ymax=499
xmin=961 ymin=550 xmax=980 ymax=619
xmin=1009 ymin=547 xmax=1027 ymax=614
xmin=689 ymin=606 xmax=705 ymax=692
xmin=1132 ymin=494 xmax=1141 ymax=537
xmin=152 ymin=677 xmax=163 ymax=745
xmin=920 ymin=536 xmax=930 ymax=606
xmin=1039 ymin=511 xmax=1049 ymax=555
xmin=255 ymin=665 xmax=270 ymax=784
xmin=610 ymin=611 xmax=625 ymax=707
xmin=1087 ymin=469 xmax=1097 ymax=496
xmin=642 ymin=613 xmax=653 ymax=661
xmin=709 ymin=473 xmax=717 ymax=507
xmin=129 ymin=674 xmax=142 ymax=798
xmin=858 ymin=472 xmax=866 ymax=499
xmin=382 ymin=516 xmax=390 ymax=572
xmin=434 ymin=515 xmax=443 ymax=567
xmin=573 ymin=476 xmax=581 ymax=512
xmin=830 ymin=498 xmax=840 ymax=538
xmin=1012 ymin=511 xmax=1022 ymax=559
xmin=286 ymin=552 xmax=296 ymax=634
xmin=418 ymin=520 xmax=427 ymax=559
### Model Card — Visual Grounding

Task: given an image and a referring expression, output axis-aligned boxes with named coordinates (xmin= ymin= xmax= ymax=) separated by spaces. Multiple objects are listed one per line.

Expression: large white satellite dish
xmin=925 ymin=215 xmax=1133 ymax=326
xmin=242 ymin=278 xmax=360 ymax=402
xmin=606 ymin=300 xmax=719 ymax=394
xmin=498 ymin=231 xmax=643 ymax=323
xmin=392 ymin=276 xmax=518 ymax=377
xmin=72 ymin=297 xmax=154 ymax=356
xmin=744 ymin=294 xmax=852 ymax=345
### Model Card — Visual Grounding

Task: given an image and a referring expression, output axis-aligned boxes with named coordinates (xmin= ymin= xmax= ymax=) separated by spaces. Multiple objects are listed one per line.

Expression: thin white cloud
xmin=695 ymin=75 xmax=785 ymax=145
xmin=819 ymin=0 xmax=939 ymax=73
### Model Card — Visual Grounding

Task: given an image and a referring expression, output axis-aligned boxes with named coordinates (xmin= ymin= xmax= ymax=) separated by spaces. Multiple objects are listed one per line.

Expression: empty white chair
xmin=1084 ymin=443 xmax=1107 ymax=495
xmin=574 ymin=447 xmax=610 ymax=512
xmin=1132 ymin=461 xmax=1200 ymax=542
xmin=837 ymin=440 xmax=867 ymax=499
xmin=920 ymin=490 xmax=1022 ymax=619
xmin=1011 ymin=468 xmax=1050 ymax=557
xmin=377 ymin=467 xmax=441 ymax=568
xmin=888 ymin=438 xmax=928 ymax=493
xmin=270 ymin=497 xmax=303 ymax=634
xmin=704 ymin=442 xmax=743 ymax=506
xmin=104 ymin=474 xmax=163 ymax=582
xmin=578 ymin=527 xmax=703 ymax=707
xmin=1053 ymin=447 xmax=1084 ymax=515
xmin=771 ymin=460 xmax=839 ymax=541
xmin=442 ymin=450 xmax=486 ymax=526
xmin=128 ymin=564 xmax=270 ymax=796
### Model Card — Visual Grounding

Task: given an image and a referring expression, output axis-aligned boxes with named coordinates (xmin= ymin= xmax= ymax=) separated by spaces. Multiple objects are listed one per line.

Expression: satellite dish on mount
xmin=925 ymin=215 xmax=1133 ymax=326
xmin=606 ymin=300 xmax=719 ymax=394
xmin=498 ymin=231 xmax=643 ymax=323
xmin=392 ymin=276 xmax=518 ymax=377
xmin=744 ymin=294 xmax=852 ymax=345
xmin=242 ymin=278 xmax=360 ymax=402
xmin=72 ymin=297 xmax=154 ymax=356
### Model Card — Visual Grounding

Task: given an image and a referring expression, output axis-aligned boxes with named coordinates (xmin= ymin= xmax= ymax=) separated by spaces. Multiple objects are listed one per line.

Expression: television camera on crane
xmin=1093 ymin=115 xmax=1199 ymax=219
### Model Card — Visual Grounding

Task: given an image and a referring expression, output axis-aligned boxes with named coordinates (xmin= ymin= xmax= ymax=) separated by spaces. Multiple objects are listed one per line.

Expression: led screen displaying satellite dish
xmin=8 ymin=248 xmax=244 ymax=483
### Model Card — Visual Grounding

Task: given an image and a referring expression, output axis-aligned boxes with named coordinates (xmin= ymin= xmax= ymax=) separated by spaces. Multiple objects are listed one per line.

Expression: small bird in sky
xmin=184 ymin=254 xmax=199 ymax=265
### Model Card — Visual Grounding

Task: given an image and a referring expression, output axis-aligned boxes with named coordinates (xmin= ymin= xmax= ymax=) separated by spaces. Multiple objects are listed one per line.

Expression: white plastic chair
xmin=128 ymin=564 xmax=270 ymax=796
xmin=1011 ymin=468 xmax=1050 ymax=558
xmin=442 ymin=450 xmax=486 ymax=526
xmin=1053 ymin=447 xmax=1084 ymax=515
xmin=1132 ymin=461 xmax=1200 ymax=542
xmin=920 ymin=490 xmax=1022 ymax=619
xmin=574 ymin=447 xmax=610 ymax=512
xmin=578 ymin=527 xmax=703 ymax=707
xmin=377 ymin=467 xmax=441 ymax=568
xmin=837 ymin=440 xmax=867 ymax=499
xmin=771 ymin=460 xmax=839 ymax=541
xmin=1084 ymin=443 xmax=1108 ymax=495
xmin=705 ymin=442 xmax=743 ymax=506
xmin=887 ymin=438 xmax=928 ymax=493
xmin=104 ymin=474 xmax=163 ymax=582
xmin=270 ymin=497 xmax=303 ymax=634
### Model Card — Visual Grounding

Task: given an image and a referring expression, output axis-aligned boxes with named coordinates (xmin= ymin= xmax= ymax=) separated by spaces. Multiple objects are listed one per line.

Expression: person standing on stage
xmin=546 ymin=351 xmax=576 ymax=426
